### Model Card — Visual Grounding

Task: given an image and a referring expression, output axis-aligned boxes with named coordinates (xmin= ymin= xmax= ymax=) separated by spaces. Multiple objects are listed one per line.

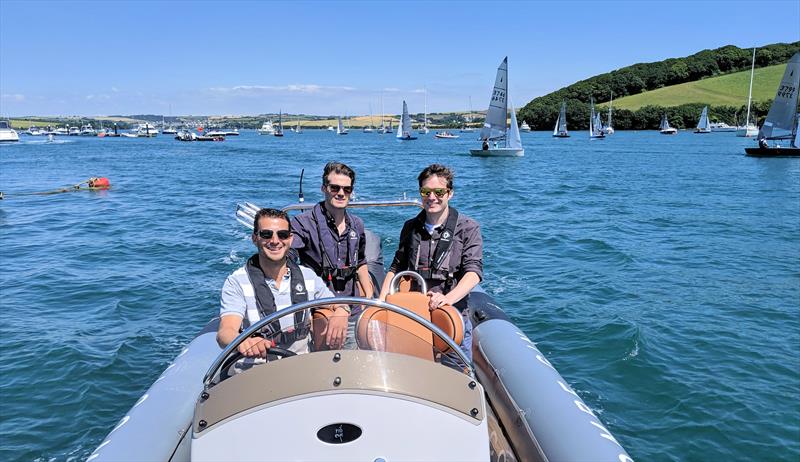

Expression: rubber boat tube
xmin=469 ymin=289 xmax=632 ymax=462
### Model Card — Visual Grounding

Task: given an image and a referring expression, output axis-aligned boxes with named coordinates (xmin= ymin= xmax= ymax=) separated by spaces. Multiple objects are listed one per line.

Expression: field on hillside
xmin=607 ymin=64 xmax=786 ymax=110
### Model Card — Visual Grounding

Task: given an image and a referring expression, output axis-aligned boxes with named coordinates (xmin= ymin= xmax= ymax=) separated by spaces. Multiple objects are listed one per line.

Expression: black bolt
xmin=201 ymin=392 xmax=209 ymax=400
xmin=468 ymin=381 xmax=476 ymax=389
xmin=199 ymin=420 xmax=207 ymax=428
xmin=470 ymin=408 xmax=479 ymax=416
xmin=333 ymin=377 xmax=342 ymax=386
xmin=333 ymin=353 xmax=341 ymax=362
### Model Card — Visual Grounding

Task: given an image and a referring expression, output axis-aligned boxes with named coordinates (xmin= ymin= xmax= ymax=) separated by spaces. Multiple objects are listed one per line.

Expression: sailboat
xmin=396 ymin=101 xmax=417 ymax=140
xmin=460 ymin=96 xmax=476 ymax=132
xmin=336 ymin=115 xmax=348 ymax=135
xmin=274 ymin=110 xmax=284 ymax=137
xmin=589 ymin=98 xmax=605 ymax=139
xmin=659 ymin=113 xmax=678 ymax=135
xmin=364 ymin=103 xmax=374 ymax=132
xmin=469 ymin=57 xmax=524 ymax=157
xmin=295 ymin=116 xmax=302 ymax=134
xmin=419 ymin=88 xmax=429 ymax=135
xmin=552 ymin=101 xmax=569 ymax=138
xmin=745 ymin=52 xmax=800 ymax=157
xmin=694 ymin=106 xmax=711 ymax=134
xmin=604 ymin=93 xmax=615 ymax=135
xmin=737 ymin=48 xmax=760 ymax=137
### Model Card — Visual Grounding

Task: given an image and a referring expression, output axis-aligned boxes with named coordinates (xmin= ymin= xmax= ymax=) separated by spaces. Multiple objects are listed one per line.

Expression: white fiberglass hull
xmin=0 ymin=130 xmax=20 ymax=142
xmin=469 ymin=147 xmax=524 ymax=157
xmin=736 ymin=125 xmax=759 ymax=137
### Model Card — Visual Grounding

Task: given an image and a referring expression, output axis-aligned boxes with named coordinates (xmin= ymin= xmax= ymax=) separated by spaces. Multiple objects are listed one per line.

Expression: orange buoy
xmin=88 ymin=177 xmax=111 ymax=189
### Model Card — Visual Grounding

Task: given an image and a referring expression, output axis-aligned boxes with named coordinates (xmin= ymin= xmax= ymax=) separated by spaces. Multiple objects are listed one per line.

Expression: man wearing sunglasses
xmin=217 ymin=208 xmax=344 ymax=363
xmin=378 ymin=164 xmax=483 ymax=364
xmin=290 ymin=162 xmax=374 ymax=346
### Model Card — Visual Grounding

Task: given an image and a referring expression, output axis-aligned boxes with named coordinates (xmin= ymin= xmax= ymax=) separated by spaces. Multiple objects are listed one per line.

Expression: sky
xmin=1 ymin=0 xmax=798 ymax=117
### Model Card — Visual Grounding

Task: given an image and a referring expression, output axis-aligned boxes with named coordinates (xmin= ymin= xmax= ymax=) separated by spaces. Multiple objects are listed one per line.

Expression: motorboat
xmin=435 ymin=131 xmax=459 ymax=139
xmin=257 ymin=121 xmax=275 ymax=135
xmin=659 ymin=113 xmax=678 ymax=135
xmin=710 ymin=121 xmax=736 ymax=132
xmin=520 ymin=121 xmax=531 ymax=132
xmin=54 ymin=126 xmax=69 ymax=136
xmin=470 ymin=57 xmax=524 ymax=157
xmin=0 ymin=120 xmax=20 ymax=142
xmin=223 ymin=129 xmax=239 ymax=136
xmin=80 ymin=124 xmax=97 ymax=136
xmin=162 ymin=126 xmax=179 ymax=135
xmin=26 ymin=125 xmax=43 ymax=136
xmin=90 ymin=199 xmax=631 ymax=462
xmin=745 ymin=52 xmax=800 ymax=157
xmin=68 ymin=126 xmax=81 ymax=136
xmin=204 ymin=128 xmax=227 ymax=138
xmin=136 ymin=123 xmax=159 ymax=137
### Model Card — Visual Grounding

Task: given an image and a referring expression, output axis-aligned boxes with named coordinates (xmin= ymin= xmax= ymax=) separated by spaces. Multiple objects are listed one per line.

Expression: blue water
xmin=1 ymin=130 xmax=798 ymax=461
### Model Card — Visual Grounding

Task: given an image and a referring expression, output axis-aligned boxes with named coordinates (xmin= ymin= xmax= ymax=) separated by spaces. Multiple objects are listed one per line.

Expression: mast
xmin=608 ymin=92 xmax=613 ymax=128
xmin=423 ymin=88 xmax=427 ymax=130
xmin=745 ymin=47 xmax=756 ymax=127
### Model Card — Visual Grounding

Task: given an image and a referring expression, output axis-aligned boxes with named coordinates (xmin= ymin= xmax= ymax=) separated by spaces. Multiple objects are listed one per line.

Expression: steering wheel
xmin=219 ymin=346 xmax=297 ymax=381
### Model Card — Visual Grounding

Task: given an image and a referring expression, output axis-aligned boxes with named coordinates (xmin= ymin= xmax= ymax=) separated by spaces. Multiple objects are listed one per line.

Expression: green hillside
xmin=608 ymin=64 xmax=785 ymax=110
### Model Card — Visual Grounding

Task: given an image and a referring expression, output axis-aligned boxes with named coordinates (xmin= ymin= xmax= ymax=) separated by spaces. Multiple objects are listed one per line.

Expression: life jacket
xmin=311 ymin=203 xmax=363 ymax=294
xmin=242 ymin=255 xmax=311 ymax=344
xmin=402 ymin=207 xmax=460 ymax=288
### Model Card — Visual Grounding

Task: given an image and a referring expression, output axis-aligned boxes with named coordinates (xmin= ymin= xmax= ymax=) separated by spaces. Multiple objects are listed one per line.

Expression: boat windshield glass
xmin=213 ymin=305 xmax=471 ymax=384
xmin=0 ymin=121 xmax=9 ymax=129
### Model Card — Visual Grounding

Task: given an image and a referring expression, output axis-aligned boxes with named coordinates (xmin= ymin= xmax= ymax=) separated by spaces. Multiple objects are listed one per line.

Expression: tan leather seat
xmin=356 ymin=276 xmax=464 ymax=360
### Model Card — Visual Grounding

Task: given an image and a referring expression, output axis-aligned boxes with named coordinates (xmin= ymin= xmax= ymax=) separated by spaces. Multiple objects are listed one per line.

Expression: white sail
xmin=508 ymin=101 xmax=522 ymax=149
xmin=660 ymin=114 xmax=669 ymax=130
xmin=696 ymin=106 xmax=710 ymax=131
xmin=337 ymin=115 xmax=347 ymax=134
xmin=397 ymin=100 xmax=413 ymax=138
xmin=558 ymin=101 xmax=568 ymax=134
xmin=760 ymin=52 xmax=800 ymax=139
xmin=553 ymin=114 xmax=560 ymax=136
xmin=480 ymin=57 xmax=509 ymax=141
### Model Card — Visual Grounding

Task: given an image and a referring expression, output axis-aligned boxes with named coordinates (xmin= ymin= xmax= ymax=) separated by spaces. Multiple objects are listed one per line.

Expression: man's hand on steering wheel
xmin=238 ymin=336 xmax=272 ymax=358
xmin=323 ymin=305 xmax=350 ymax=349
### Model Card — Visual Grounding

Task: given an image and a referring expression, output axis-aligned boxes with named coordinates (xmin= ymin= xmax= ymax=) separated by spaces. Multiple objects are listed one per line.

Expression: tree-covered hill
xmin=520 ymin=42 xmax=799 ymax=130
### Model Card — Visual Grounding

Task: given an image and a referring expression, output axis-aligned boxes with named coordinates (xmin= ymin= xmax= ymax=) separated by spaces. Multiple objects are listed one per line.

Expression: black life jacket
xmin=312 ymin=202 xmax=363 ymax=293
xmin=402 ymin=207 xmax=460 ymax=286
xmin=245 ymin=255 xmax=310 ymax=342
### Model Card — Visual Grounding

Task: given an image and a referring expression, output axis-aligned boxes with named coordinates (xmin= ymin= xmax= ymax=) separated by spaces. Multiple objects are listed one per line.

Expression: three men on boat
xmin=217 ymin=162 xmax=482 ymax=365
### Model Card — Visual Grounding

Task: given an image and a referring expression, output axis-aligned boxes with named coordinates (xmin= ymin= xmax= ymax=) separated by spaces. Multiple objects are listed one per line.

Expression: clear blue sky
xmin=1 ymin=0 xmax=798 ymax=117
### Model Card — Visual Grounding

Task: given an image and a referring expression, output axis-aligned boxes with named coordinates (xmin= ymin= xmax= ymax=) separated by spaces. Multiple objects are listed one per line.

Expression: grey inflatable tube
xmin=470 ymin=292 xmax=632 ymax=462
xmin=88 ymin=320 xmax=223 ymax=462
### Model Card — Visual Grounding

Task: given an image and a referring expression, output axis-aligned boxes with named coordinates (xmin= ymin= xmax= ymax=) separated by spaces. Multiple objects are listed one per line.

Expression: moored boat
xmin=89 ymin=199 xmax=631 ymax=462
xmin=745 ymin=52 xmax=800 ymax=157
xmin=589 ymin=98 xmax=605 ymax=140
xmin=694 ymin=106 xmax=711 ymax=133
xmin=434 ymin=130 xmax=459 ymax=139
xmin=520 ymin=121 xmax=531 ymax=132
xmin=737 ymin=47 xmax=760 ymax=138
xmin=257 ymin=120 xmax=275 ymax=135
xmin=274 ymin=110 xmax=284 ymax=137
xmin=0 ymin=120 xmax=20 ymax=142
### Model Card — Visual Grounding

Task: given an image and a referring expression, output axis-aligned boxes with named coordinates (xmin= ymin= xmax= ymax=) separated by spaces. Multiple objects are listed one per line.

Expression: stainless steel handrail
xmin=389 ymin=270 xmax=427 ymax=294
xmin=204 ymin=296 xmax=472 ymax=385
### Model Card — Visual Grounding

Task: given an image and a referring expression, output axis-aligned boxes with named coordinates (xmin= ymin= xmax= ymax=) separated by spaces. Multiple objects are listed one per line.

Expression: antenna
xmin=298 ymin=169 xmax=305 ymax=203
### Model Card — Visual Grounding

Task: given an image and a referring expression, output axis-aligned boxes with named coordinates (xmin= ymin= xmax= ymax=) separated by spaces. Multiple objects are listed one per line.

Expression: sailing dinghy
xmin=659 ymin=113 xmax=678 ymax=134
xmin=589 ymin=98 xmax=605 ymax=140
xmin=396 ymin=101 xmax=417 ymax=140
xmin=745 ymin=52 xmax=800 ymax=157
xmin=470 ymin=57 xmax=524 ymax=157
xmin=553 ymin=101 xmax=569 ymax=137
xmin=694 ymin=106 xmax=711 ymax=134
xmin=336 ymin=115 xmax=348 ymax=135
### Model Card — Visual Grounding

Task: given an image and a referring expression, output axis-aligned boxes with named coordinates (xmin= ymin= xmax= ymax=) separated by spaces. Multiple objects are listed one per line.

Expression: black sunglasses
xmin=327 ymin=184 xmax=353 ymax=195
xmin=256 ymin=229 xmax=291 ymax=240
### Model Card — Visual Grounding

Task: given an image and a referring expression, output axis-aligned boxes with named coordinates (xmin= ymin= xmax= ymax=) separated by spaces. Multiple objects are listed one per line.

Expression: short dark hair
xmin=253 ymin=208 xmax=291 ymax=233
xmin=418 ymin=164 xmax=454 ymax=190
xmin=322 ymin=161 xmax=356 ymax=186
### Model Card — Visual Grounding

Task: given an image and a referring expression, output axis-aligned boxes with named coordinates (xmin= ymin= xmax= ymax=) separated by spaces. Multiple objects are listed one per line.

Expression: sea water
xmin=0 ymin=130 xmax=798 ymax=461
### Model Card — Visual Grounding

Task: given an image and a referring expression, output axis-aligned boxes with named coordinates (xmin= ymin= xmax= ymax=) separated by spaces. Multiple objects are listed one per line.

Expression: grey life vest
xmin=244 ymin=254 xmax=310 ymax=342
xmin=311 ymin=203 xmax=363 ymax=294
xmin=401 ymin=207 xmax=460 ymax=286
